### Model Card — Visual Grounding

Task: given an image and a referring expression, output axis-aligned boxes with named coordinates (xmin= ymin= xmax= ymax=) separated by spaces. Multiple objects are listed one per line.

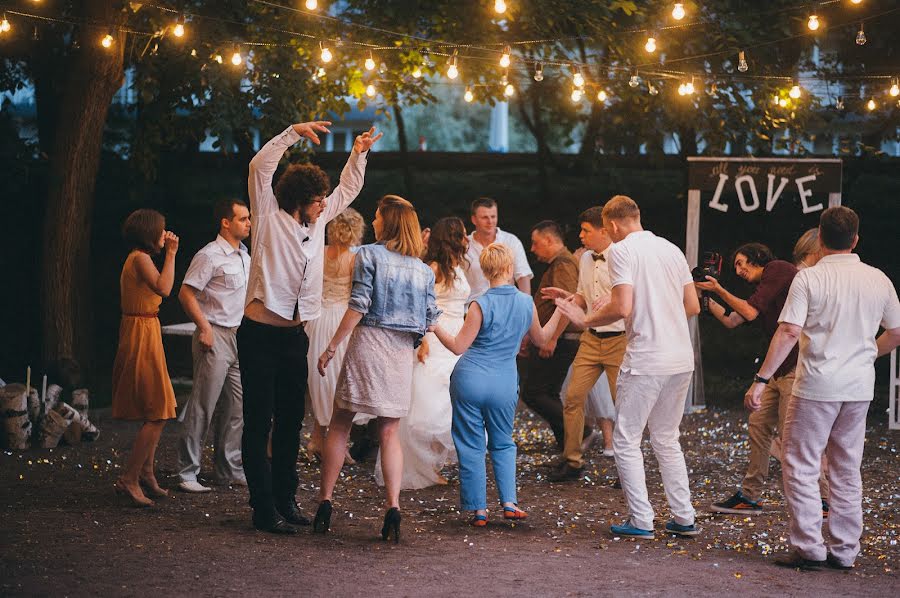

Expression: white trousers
xmin=613 ymin=370 xmax=695 ymax=530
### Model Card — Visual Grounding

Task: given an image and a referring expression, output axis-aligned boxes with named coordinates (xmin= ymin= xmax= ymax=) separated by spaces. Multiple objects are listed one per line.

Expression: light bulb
xmin=412 ymin=66 xmax=423 ymax=79
xmin=738 ymin=51 xmax=748 ymax=72
xmin=807 ymin=15 xmax=820 ymax=31
xmin=314 ymin=67 xmax=326 ymax=79
xmin=305 ymin=0 xmax=318 ymax=9
xmin=890 ymin=79 xmax=899 ymax=97
xmin=645 ymin=36 xmax=657 ymax=53
xmin=494 ymin=0 xmax=507 ymax=14
xmin=533 ymin=63 xmax=544 ymax=82
xmin=0 ymin=15 xmax=9 ymax=33
xmin=778 ymin=98 xmax=788 ymax=108
xmin=648 ymin=83 xmax=659 ymax=96
xmin=365 ymin=52 xmax=376 ymax=71
xmin=851 ymin=0 xmax=862 ymax=4
xmin=867 ymin=98 xmax=876 ymax=111
xmin=573 ymin=70 xmax=584 ymax=88
xmin=571 ymin=88 xmax=583 ymax=103
xmin=684 ymin=80 xmax=695 ymax=95
xmin=320 ymin=43 xmax=332 ymax=63
xmin=101 ymin=33 xmax=114 ymax=48
xmin=504 ymin=83 xmax=515 ymax=97
xmin=678 ymin=83 xmax=686 ymax=96
xmin=772 ymin=93 xmax=780 ymax=105
xmin=366 ymin=84 xmax=376 ymax=98
xmin=447 ymin=63 xmax=458 ymax=79
xmin=173 ymin=16 xmax=185 ymax=38
xmin=855 ymin=23 xmax=866 ymax=45
xmin=789 ymin=84 xmax=801 ymax=99
xmin=500 ymin=46 xmax=511 ymax=68
xmin=836 ymin=96 xmax=844 ymax=110
xmin=214 ymin=54 xmax=223 ymax=64
xmin=597 ymin=90 xmax=608 ymax=102
xmin=464 ymin=87 xmax=474 ymax=103
xmin=672 ymin=3 xmax=685 ymax=20
xmin=231 ymin=48 xmax=242 ymax=66
xmin=629 ymin=74 xmax=640 ymax=88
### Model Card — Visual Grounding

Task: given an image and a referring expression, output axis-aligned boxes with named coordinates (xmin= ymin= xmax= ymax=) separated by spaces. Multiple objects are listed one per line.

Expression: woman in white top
xmin=305 ymin=208 xmax=365 ymax=460
xmin=375 ymin=217 xmax=470 ymax=488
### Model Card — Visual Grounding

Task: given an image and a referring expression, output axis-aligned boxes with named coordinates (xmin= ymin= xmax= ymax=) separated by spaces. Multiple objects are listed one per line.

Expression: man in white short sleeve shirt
xmin=464 ymin=197 xmax=533 ymax=302
xmin=556 ymin=195 xmax=701 ymax=540
xmin=176 ymin=199 xmax=251 ymax=493
xmin=746 ymin=206 xmax=900 ymax=571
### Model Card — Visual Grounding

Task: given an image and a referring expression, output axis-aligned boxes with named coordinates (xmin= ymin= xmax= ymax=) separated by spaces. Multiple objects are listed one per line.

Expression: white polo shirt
xmin=182 ymin=235 xmax=251 ymax=328
xmin=608 ymin=230 xmax=695 ymax=376
xmin=464 ymin=227 xmax=533 ymax=302
xmin=779 ymin=253 xmax=900 ymax=402
xmin=575 ymin=246 xmax=625 ymax=334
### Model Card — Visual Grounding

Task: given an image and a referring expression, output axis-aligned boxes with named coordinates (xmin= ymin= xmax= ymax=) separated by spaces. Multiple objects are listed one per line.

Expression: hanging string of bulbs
xmin=0 ymin=0 xmax=896 ymax=109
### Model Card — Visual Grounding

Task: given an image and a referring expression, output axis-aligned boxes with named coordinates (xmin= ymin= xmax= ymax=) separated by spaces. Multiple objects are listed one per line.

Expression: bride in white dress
xmin=376 ymin=217 xmax=470 ymax=489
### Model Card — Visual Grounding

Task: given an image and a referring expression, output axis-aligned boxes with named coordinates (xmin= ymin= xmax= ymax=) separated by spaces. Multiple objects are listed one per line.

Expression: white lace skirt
xmin=305 ymin=301 xmax=349 ymax=426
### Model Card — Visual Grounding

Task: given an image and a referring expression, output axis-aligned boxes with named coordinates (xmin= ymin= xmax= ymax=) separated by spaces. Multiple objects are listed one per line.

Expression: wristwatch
xmin=753 ymin=373 xmax=770 ymax=385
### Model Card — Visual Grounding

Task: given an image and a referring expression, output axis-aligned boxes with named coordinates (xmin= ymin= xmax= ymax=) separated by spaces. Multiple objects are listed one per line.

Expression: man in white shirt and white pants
xmin=177 ymin=199 xmax=252 ymax=493
xmin=464 ymin=197 xmax=533 ymax=301
xmin=747 ymin=206 xmax=900 ymax=571
xmin=557 ymin=195 xmax=701 ymax=539
xmin=239 ymin=122 xmax=382 ymax=534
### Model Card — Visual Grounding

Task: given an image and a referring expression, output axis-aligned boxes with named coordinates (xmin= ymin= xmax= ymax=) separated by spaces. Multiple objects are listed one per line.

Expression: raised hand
xmin=353 ymin=126 xmax=384 ymax=153
xmin=540 ymin=286 xmax=572 ymax=301
xmin=292 ymin=121 xmax=333 ymax=145
xmin=694 ymin=275 xmax=722 ymax=294
xmin=554 ymin=295 xmax=586 ymax=328
xmin=164 ymin=231 xmax=179 ymax=255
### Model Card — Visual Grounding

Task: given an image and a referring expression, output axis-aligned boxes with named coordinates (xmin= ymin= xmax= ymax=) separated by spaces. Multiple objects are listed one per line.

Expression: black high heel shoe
xmin=313 ymin=500 xmax=332 ymax=533
xmin=381 ymin=507 xmax=401 ymax=544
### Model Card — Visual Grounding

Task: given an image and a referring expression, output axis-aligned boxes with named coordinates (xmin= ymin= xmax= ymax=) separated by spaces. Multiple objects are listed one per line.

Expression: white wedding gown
xmin=375 ymin=265 xmax=469 ymax=489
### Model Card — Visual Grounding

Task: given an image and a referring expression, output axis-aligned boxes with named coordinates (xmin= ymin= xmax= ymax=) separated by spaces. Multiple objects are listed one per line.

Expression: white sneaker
xmin=602 ymin=448 xmax=615 ymax=458
xmin=177 ymin=480 xmax=212 ymax=493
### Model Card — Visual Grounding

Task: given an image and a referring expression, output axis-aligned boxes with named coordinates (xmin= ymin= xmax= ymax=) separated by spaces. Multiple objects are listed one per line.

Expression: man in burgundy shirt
xmin=695 ymin=243 xmax=829 ymax=516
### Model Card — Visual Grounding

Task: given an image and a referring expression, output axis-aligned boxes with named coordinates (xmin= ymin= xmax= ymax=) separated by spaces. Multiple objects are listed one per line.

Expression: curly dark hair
xmin=423 ymin=216 xmax=469 ymax=286
xmin=274 ymin=163 xmax=331 ymax=214
xmin=733 ymin=242 xmax=775 ymax=268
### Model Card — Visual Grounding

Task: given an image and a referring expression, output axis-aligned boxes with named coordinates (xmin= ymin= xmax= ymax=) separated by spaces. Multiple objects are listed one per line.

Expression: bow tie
xmin=592 ymin=252 xmax=606 ymax=262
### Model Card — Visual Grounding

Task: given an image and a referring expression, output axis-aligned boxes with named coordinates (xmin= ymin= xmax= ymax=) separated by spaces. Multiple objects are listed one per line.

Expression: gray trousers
xmin=176 ymin=325 xmax=244 ymax=483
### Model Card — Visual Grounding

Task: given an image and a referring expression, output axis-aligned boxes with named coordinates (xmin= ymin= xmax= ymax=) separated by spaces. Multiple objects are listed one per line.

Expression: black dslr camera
xmin=692 ymin=251 xmax=723 ymax=312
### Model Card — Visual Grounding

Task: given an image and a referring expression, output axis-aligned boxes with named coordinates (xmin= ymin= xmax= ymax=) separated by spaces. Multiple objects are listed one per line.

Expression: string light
xmin=365 ymin=50 xmax=376 ymax=71
xmin=789 ymin=83 xmax=802 ymax=99
xmin=533 ymin=62 xmax=544 ymax=82
xmin=214 ymin=54 xmax=223 ymax=64
xmin=836 ymin=96 xmax=845 ymax=110
xmin=173 ymin=15 xmax=186 ymax=38
xmin=851 ymin=0 xmax=862 ymax=4
xmin=504 ymin=82 xmax=515 ymax=97
xmin=644 ymin=35 xmax=657 ymax=53
xmin=807 ymin=15 xmax=820 ymax=31
xmin=672 ymin=3 xmax=686 ymax=21
xmin=597 ymin=89 xmax=608 ymax=102
xmin=319 ymin=41 xmax=332 ymax=63
xmin=412 ymin=65 xmax=422 ymax=78
xmin=678 ymin=83 xmax=687 ymax=96
xmin=447 ymin=51 xmax=459 ymax=79
xmin=866 ymin=98 xmax=876 ymax=111
xmin=464 ymin=87 xmax=474 ymax=102
xmin=738 ymin=51 xmax=749 ymax=72
xmin=890 ymin=77 xmax=899 ymax=97
xmin=571 ymin=88 xmax=583 ymax=103
xmin=499 ymin=45 xmax=511 ymax=68
xmin=231 ymin=45 xmax=242 ymax=66
xmin=778 ymin=98 xmax=788 ymax=107
xmin=685 ymin=77 xmax=695 ymax=95
xmin=366 ymin=83 xmax=376 ymax=97
xmin=101 ymin=30 xmax=115 ymax=48
xmin=572 ymin=66 xmax=585 ymax=89
xmin=629 ymin=72 xmax=640 ymax=88
xmin=305 ymin=0 xmax=318 ymax=9
xmin=648 ymin=82 xmax=659 ymax=96
xmin=494 ymin=0 xmax=507 ymax=14
xmin=0 ymin=14 xmax=10 ymax=33
xmin=855 ymin=22 xmax=866 ymax=45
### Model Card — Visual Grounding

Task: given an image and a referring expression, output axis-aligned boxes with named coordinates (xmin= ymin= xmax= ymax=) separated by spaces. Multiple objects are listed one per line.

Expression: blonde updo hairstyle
xmin=326 ymin=207 xmax=366 ymax=247
xmin=479 ymin=243 xmax=514 ymax=283
xmin=792 ymin=228 xmax=820 ymax=266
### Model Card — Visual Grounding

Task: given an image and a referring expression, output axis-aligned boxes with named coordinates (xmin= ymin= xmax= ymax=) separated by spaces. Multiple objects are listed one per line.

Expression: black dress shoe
xmin=774 ymin=553 xmax=825 ymax=571
xmin=252 ymin=512 xmax=298 ymax=535
xmin=548 ymin=462 xmax=584 ymax=482
xmin=275 ymin=500 xmax=312 ymax=526
xmin=825 ymin=553 xmax=853 ymax=570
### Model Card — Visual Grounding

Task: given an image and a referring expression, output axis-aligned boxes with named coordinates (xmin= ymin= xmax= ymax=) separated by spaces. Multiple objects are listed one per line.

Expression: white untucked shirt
xmin=608 ymin=230 xmax=695 ymax=376
xmin=182 ymin=235 xmax=251 ymax=328
xmin=244 ymin=126 xmax=368 ymax=321
xmin=779 ymin=253 xmax=900 ymax=402
xmin=464 ymin=227 xmax=533 ymax=302
xmin=576 ymin=246 xmax=625 ymax=334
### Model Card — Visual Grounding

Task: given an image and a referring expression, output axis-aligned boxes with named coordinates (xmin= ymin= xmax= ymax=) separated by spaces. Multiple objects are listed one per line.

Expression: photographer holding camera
xmin=696 ymin=242 xmax=829 ymax=517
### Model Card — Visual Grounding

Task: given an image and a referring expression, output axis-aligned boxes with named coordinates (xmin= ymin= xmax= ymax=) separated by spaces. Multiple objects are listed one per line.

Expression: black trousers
xmin=237 ymin=317 xmax=308 ymax=518
xmin=520 ymin=338 xmax=587 ymax=449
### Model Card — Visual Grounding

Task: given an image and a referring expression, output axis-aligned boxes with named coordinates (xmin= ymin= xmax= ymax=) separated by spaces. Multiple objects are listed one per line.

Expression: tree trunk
xmin=393 ymin=104 xmax=413 ymax=197
xmin=40 ymin=1 xmax=125 ymax=369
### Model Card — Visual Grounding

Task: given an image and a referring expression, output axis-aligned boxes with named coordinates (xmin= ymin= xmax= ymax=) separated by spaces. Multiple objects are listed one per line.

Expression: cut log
xmin=38 ymin=408 xmax=71 ymax=449
xmin=1 ymin=384 xmax=33 ymax=450
xmin=45 ymin=384 xmax=62 ymax=415
xmin=27 ymin=387 xmax=41 ymax=423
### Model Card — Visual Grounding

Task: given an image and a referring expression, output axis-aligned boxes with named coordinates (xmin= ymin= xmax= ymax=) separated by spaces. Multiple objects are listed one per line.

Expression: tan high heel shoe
xmin=114 ymin=478 xmax=154 ymax=508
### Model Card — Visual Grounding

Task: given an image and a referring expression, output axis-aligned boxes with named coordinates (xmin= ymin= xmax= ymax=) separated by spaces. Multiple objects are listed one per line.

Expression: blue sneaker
xmin=610 ymin=520 xmax=655 ymax=539
xmin=665 ymin=520 xmax=699 ymax=537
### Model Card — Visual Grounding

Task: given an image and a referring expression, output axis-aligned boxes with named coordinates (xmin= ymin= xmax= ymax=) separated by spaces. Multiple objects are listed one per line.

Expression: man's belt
xmin=588 ymin=329 xmax=625 ymax=339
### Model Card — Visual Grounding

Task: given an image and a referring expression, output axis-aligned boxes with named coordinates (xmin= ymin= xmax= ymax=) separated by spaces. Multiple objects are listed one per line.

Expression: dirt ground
xmin=2 ymin=405 xmax=898 ymax=598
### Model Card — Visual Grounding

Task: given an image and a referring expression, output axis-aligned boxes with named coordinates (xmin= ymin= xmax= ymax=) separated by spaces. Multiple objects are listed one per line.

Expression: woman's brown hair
xmin=377 ymin=195 xmax=424 ymax=258
xmin=122 ymin=209 xmax=165 ymax=254
xmin=423 ymin=216 xmax=468 ymax=285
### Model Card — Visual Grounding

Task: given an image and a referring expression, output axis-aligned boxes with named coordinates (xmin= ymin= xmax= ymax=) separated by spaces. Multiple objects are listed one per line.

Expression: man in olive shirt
xmin=520 ymin=220 xmax=583 ymax=450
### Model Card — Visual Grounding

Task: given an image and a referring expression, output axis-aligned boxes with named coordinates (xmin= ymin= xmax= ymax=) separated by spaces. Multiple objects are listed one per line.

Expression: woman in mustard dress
xmin=111 ymin=209 xmax=179 ymax=507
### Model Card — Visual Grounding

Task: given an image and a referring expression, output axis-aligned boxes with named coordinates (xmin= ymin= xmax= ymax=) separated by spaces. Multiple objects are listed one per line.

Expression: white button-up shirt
xmin=575 ymin=246 xmax=625 ymax=333
xmin=779 ymin=253 xmax=900 ymax=402
xmin=464 ymin=227 xmax=533 ymax=302
xmin=182 ymin=235 xmax=251 ymax=328
xmin=245 ymin=126 xmax=368 ymax=321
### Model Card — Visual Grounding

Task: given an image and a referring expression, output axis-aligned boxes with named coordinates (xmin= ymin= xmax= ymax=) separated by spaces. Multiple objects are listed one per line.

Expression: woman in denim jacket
xmin=314 ymin=195 xmax=439 ymax=542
